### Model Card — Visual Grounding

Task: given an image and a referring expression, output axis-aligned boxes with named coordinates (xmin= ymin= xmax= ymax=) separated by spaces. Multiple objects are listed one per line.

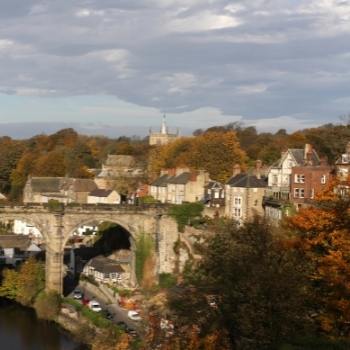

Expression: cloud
xmin=0 ymin=0 xmax=348 ymax=132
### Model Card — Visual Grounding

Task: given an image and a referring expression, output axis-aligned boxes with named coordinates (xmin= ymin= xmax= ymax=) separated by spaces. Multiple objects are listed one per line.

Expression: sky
xmin=0 ymin=0 xmax=349 ymax=138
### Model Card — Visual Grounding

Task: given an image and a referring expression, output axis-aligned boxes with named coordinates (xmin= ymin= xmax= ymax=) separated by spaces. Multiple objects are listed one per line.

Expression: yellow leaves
xmin=148 ymin=131 xmax=247 ymax=182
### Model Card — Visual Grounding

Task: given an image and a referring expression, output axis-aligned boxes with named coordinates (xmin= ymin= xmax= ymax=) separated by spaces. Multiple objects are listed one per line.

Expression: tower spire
xmin=161 ymin=114 xmax=167 ymax=134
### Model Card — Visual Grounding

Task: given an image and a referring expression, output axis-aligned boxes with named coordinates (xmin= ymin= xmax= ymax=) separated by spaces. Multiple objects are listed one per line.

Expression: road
xmin=69 ymin=284 xmax=140 ymax=333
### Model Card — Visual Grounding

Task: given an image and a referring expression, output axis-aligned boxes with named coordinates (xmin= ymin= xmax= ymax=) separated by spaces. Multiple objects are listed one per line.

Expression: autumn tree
xmin=0 ymin=257 xmax=45 ymax=306
xmin=168 ymin=218 xmax=312 ymax=350
xmin=149 ymin=131 xmax=246 ymax=182
xmin=288 ymin=179 xmax=350 ymax=336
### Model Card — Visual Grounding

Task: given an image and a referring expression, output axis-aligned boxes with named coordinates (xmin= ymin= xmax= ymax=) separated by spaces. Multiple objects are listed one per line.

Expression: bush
xmin=138 ymin=195 xmax=159 ymax=204
xmin=135 ymin=233 xmax=154 ymax=284
xmin=35 ymin=291 xmax=61 ymax=320
xmin=46 ymin=199 xmax=64 ymax=212
xmin=159 ymin=273 xmax=177 ymax=289
xmin=169 ymin=202 xmax=204 ymax=232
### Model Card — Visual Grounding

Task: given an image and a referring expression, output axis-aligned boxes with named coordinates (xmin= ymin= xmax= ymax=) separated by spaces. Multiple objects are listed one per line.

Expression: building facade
xmin=23 ymin=177 xmax=98 ymax=204
xmin=290 ymin=162 xmax=333 ymax=209
xmin=225 ymin=168 xmax=267 ymax=223
xmin=149 ymin=116 xmax=179 ymax=146
xmin=150 ymin=168 xmax=209 ymax=204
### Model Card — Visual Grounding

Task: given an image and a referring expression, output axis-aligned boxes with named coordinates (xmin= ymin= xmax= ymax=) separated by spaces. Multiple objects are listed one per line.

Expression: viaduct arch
xmin=0 ymin=206 xmax=180 ymax=294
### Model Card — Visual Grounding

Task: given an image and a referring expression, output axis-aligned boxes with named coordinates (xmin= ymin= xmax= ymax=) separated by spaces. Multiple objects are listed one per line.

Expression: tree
xmin=288 ymin=179 xmax=350 ymax=336
xmin=0 ymin=257 xmax=45 ymax=306
xmin=168 ymin=218 xmax=312 ymax=350
xmin=149 ymin=131 xmax=246 ymax=182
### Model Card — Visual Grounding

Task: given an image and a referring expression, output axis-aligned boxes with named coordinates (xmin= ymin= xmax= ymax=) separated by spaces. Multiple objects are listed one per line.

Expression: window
xmin=207 ymin=189 xmax=211 ymax=194
xmin=233 ymin=208 xmax=241 ymax=217
xmin=294 ymin=174 xmax=305 ymax=183
xmin=294 ymin=188 xmax=305 ymax=198
xmin=234 ymin=196 xmax=242 ymax=205
xmin=214 ymin=191 xmax=219 ymax=199
xmin=311 ymin=188 xmax=315 ymax=199
xmin=321 ymin=175 xmax=326 ymax=184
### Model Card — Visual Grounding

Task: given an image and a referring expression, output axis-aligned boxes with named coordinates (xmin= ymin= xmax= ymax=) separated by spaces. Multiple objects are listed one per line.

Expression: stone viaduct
xmin=0 ymin=205 xmax=180 ymax=294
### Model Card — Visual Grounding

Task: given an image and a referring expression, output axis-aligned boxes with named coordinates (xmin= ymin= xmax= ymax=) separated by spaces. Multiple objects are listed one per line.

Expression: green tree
xmin=169 ymin=218 xmax=312 ymax=350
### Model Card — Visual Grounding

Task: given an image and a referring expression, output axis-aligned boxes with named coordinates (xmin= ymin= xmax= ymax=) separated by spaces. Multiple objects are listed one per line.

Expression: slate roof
xmin=88 ymin=256 xmax=125 ymax=274
xmin=72 ymin=179 xmax=97 ymax=192
xmin=168 ymin=172 xmax=192 ymax=184
xmin=206 ymin=180 xmax=224 ymax=189
xmin=89 ymin=189 xmax=113 ymax=197
xmin=105 ymin=155 xmax=135 ymax=167
xmin=289 ymin=149 xmax=320 ymax=166
xmin=29 ymin=177 xmax=97 ymax=193
xmin=30 ymin=177 xmax=62 ymax=193
xmin=227 ymin=173 xmax=267 ymax=188
xmin=0 ymin=235 xmax=31 ymax=250
xmin=151 ymin=174 xmax=171 ymax=187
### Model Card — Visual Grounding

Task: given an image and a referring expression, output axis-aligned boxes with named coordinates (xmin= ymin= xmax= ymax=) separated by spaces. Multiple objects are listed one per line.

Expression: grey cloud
xmin=0 ymin=0 xmax=349 ymax=128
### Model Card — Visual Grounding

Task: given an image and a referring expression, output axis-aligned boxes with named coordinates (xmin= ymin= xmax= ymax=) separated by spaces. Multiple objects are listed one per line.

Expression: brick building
xmin=290 ymin=160 xmax=333 ymax=209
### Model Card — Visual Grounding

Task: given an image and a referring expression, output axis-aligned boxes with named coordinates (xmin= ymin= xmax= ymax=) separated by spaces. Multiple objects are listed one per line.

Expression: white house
xmin=83 ymin=255 xmax=127 ymax=285
xmin=0 ymin=235 xmax=41 ymax=265
xmin=13 ymin=220 xmax=42 ymax=238
xmin=87 ymin=189 xmax=121 ymax=204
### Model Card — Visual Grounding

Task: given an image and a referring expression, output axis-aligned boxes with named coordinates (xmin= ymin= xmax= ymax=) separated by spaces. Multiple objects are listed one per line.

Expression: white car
xmin=89 ymin=300 xmax=102 ymax=312
xmin=127 ymin=310 xmax=142 ymax=321
xmin=73 ymin=290 xmax=83 ymax=300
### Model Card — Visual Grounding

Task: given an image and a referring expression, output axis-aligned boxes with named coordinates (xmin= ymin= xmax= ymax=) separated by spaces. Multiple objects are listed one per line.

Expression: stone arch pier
xmin=0 ymin=205 xmax=180 ymax=294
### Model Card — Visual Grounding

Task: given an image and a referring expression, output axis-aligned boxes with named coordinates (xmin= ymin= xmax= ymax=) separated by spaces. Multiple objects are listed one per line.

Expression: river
xmin=0 ymin=299 xmax=88 ymax=350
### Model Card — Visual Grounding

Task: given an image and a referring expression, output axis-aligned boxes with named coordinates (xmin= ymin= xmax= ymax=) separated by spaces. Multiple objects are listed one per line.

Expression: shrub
xmin=135 ymin=233 xmax=154 ymax=284
xmin=159 ymin=273 xmax=177 ymax=289
xmin=169 ymin=202 xmax=204 ymax=232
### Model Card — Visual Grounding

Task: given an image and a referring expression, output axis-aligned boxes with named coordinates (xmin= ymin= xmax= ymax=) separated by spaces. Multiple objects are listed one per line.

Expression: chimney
xmin=304 ymin=144 xmax=313 ymax=165
xmin=255 ymin=160 xmax=262 ymax=179
xmin=233 ymin=164 xmax=241 ymax=177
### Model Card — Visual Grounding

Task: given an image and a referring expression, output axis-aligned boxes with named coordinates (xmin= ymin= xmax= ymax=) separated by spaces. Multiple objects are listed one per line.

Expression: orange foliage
xmin=288 ymin=179 xmax=350 ymax=336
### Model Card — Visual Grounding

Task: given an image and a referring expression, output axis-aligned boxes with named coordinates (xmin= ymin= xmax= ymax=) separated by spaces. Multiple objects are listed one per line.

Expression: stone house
xmin=225 ymin=166 xmax=267 ymax=223
xmin=165 ymin=168 xmax=210 ymax=204
xmin=290 ymin=160 xmax=334 ymax=209
xmin=83 ymin=255 xmax=127 ymax=285
xmin=149 ymin=171 xmax=175 ymax=203
xmin=23 ymin=177 xmax=98 ymax=204
xmin=0 ymin=234 xmax=41 ymax=265
xmin=87 ymin=189 xmax=121 ymax=204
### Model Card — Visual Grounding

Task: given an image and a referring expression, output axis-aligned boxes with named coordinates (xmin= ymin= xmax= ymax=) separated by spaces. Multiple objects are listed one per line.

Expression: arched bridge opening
xmin=63 ymin=220 xmax=136 ymax=296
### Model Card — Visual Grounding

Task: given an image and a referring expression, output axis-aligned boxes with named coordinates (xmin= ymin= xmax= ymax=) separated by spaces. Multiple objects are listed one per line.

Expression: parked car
xmin=102 ymin=310 xmax=113 ymax=320
xmin=82 ymin=297 xmax=90 ymax=306
xmin=127 ymin=310 xmax=142 ymax=321
xmin=73 ymin=289 xmax=83 ymax=300
xmin=88 ymin=300 xmax=102 ymax=312
xmin=117 ymin=321 xmax=137 ymax=336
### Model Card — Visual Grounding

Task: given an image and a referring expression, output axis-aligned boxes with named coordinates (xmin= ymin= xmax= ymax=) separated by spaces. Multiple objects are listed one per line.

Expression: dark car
xmin=116 ymin=321 xmax=137 ymax=336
